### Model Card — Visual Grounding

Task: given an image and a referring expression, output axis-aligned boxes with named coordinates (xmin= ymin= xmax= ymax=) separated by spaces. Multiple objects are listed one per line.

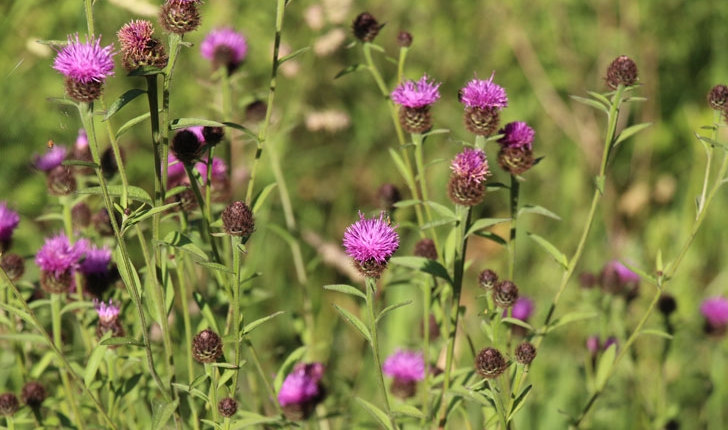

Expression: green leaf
xmin=518 ymin=205 xmax=562 ymax=221
xmin=104 ymin=88 xmax=146 ymax=120
xmin=501 ymin=317 xmax=534 ymax=332
xmin=274 ymin=346 xmax=307 ymax=392
xmin=420 ymin=218 xmax=458 ymax=230
xmin=60 ymin=301 xmax=93 ymax=315
xmin=243 ymin=311 xmax=285 ymax=335
xmin=507 ymin=385 xmax=533 ymax=421
xmin=620 ymin=261 xmax=656 ymax=284
xmin=170 ymin=383 xmax=209 ymax=402
xmin=656 ymin=249 xmax=664 ymax=273
xmin=193 ymin=292 xmax=220 ymax=334
xmin=695 ymin=134 xmax=728 ymax=150
xmin=392 ymin=403 xmax=424 ymax=419
xmin=586 ymin=91 xmax=611 ymax=107
xmin=595 ymin=343 xmax=617 ymax=390
xmin=77 ymin=185 xmax=153 ymax=206
xmin=465 ymin=218 xmax=510 ymax=238
xmin=230 ymin=412 xmax=282 ymax=429
xmin=84 ymin=342 xmax=109 ymax=387
xmin=116 ymin=112 xmax=150 ymax=138
xmin=169 ymin=117 xmax=225 ymax=130
xmin=127 ymin=66 xmax=165 ymax=76
xmin=614 ymin=122 xmax=652 ymax=146
xmin=199 ymin=420 xmax=222 ymax=430
xmin=376 ymin=300 xmax=412 ymax=323
xmin=595 ymin=175 xmax=606 ymax=195
xmin=251 ymin=182 xmax=278 ymax=214
xmin=221 ymin=121 xmax=258 ymax=140
xmin=473 ymin=230 xmax=508 ymax=246
xmin=424 ymin=200 xmax=457 ymax=219
xmin=447 ymin=385 xmax=492 ymax=407
xmin=47 ymin=96 xmax=78 ymax=107
xmin=100 ymin=336 xmax=145 ymax=347
xmin=333 ymin=305 xmax=372 ymax=343
xmin=334 ymin=63 xmax=367 ymax=79
xmin=62 ymin=159 xmax=99 ymax=169
xmin=161 ymin=231 xmax=208 ymax=261
xmin=390 ymin=256 xmax=453 ymax=285
xmin=547 ymin=311 xmax=598 ymax=333
xmin=388 ymin=148 xmax=417 ymax=193
xmin=393 ymin=199 xmax=420 ymax=209
xmin=279 ymin=46 xmax=310 ymax=64
xmin=195 ymin=261 xmax=234 ymax=274
xmin=125 ymin=202 xmax=180 ymax=227
xmin=526 ymin=232 xmax=568 ymax=268
xmin=0 ymin=333 xmax=46 ymax=344
xmin=323 ymin=284 xmax=366 ymax=300
xmin=639 ymin=329 xmax=673 ymax=340
xmin=355 ymin=397 xmax=394 ymax=430
xmin=570 ymin=95 xmax=609 ymax=114
xmin=151 ymin=400 xmax=179 ymax=430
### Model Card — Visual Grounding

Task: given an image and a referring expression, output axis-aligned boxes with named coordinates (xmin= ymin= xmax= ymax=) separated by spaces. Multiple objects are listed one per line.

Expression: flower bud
xmin=218 ymin=397 xmax=238 ymax=418
xmin=221 ymin=201 xmax=255 ymax=238
xmin=514 ymin=342 xmax=537 ymax=365
xmin=352 ymin=12 xmax=383 ymax=43
xmin=192 ymin=329 xmax=223 ymax=363
xmin=475 ymin=347 xmax=507 ymax=379
xmin=493 ymin=280 xmax=519 ymax=308
xmin=606 ymin=55 xmax=638 ymax=89
xmin=21 ymin=381 xmax=47 ymax=408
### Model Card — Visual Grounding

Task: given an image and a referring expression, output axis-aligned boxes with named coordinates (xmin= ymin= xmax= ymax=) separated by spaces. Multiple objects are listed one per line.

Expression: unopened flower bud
xmin=514 ymin=342 xmax=537 ymax=365
xmin=707 ymin=84 xmax=728 ymax=111
xmin=0 ymin=392 xmax=19 ymax=416
xmin=606 ymin=55 xmax=638 ymax=89
xmin=171 ymin=130 xmax=203 ymax=164
xmin=397 ymin=31 xmax=412 ymax=48
xmin=352 ymin=12 xmax=383 ymax=43
xmin=1 ymin=253 xmax=25 ymax=282
xmin=192 ymin=329 xmax=223 ymax=363
xmin=493 ymin=280 xmax=519 ymax=308
xmin=221 ymin=201 xmax=255 ymax=238
xmin=413 ymin=238 xmax=438 ymax=260
xmin=218 ymin=397 xmax=238 ymax=418
xmin=478 ymin=269 xmax=498 ymax=290
xmin=21 ymin=381 xmax=47 ymax=408
xmin=475 ymin=347 xmax=507 ymax=379
xmin=160 ymin=0 xmax=202 ymax=35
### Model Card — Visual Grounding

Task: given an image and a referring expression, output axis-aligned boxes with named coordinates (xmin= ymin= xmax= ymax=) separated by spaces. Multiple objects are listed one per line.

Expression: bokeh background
xmin=1 ymin=0 xmax=727 ymax=428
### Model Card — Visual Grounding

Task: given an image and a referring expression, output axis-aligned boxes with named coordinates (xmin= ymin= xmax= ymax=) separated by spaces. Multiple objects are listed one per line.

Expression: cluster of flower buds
xmin=0 ymin=381 xmax=47 ymax=417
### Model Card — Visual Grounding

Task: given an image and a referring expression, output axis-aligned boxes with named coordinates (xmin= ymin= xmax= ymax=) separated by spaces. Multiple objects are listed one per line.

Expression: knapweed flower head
xmin=82 ymin=245 xmax=117 ymax=298
xmin=0 ymin=202 xmax=20 ymax=244
xmin=391 ymin=75 xmax=441 ymax=109
xmin=34 ymin=145 xmax=67 ymax=172
xmin=391 ymin=75 xmax=441 ymax=133
xmin=1 ymin=254 xmax=25 ymax=282
xmin=53 ymin=34 xmax=115 ymax=102
xmin=342 ymin=211 xmax=399 ymax=278
xmin=493 ymin=280 xmax=519 ymax=308
xmin=171 ymin=128 xmax=203 ymax=164
xmin=498 ymin=121 xmax=535 ymax=150
xmin=160 ymin=0 xmax=202 ymax=35
xmin=448 ymin=148 xmax=490 ymax=206
xmin=600 ymin=260 xmax=640 ymax=300
xmin=0 ymin=392 xmax=19 ymax=416
xmin=222 ymin=201 xmax=255 ymax=239
xmin=35 ymin=233 xmax=87 ymax=276
xmin=509 ymin=296 xmax=534 ymax=321
xmin=497 ymin=121 xmax=536 ymax=175
xmin=94 ymin=299 xmax=120 ymax=325
xmin=201 ymin=28 xmax=248 ymax=73
xmin=117 ymin=20 xmax=168 ymax=71
xmin=21 ymin=381 xmax=47 ymax=408
xmin=192 ymin=329 xmax=223 ymax=363
xmin=460 ymin=72 xmax=508 ymax=110
xmin=352 ymin=12 xmax=383 ymax=43
xmin=383 ymin=349 xmax=425 ymax=399
xmin=195 ymin=157 xmax=227 ymax=185
xmin=514 ymin=342 xmax=537 ymax=365
xmin=700 ymin=297 xmax=728 ymax=336
xmin=605 ymin=55 xmax=638 ymax=89
xmin=475 ymin=347 xmax=508 ymax=379
xmin=75 ymin=129 xmax=88 ymax=150
xmin=278 ymin=362 xmax=325 ymax=420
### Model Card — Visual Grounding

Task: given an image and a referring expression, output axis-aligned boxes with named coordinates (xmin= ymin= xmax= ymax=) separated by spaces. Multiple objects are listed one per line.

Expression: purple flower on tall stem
xmin=450 ymin=148 xmax=490 ymax=184
xmin=701 ymin=297 xmax=728 ymax=336
xmin=498 ymin=121 xmax=535 ymax=150
xmin=507 ymin=296 xmax=534 ymax=321
xmin=117 ymin=20 xmax=168 ymax=71
xmin=0 ymin=202 xmax=20 ymax=244
xmin=201 ymin=28 xmax=248 ymax=72
xmin=53 ymin=34 xmax=115 ymax=102
xmin=195 ymin=157 xmax=228 ymax=185
xmin=278 ymin=363 xmax=325 ymax=420
xmin=383 ymin=349 xmax=426 ymax=382
xmin=460 ymin=72 xmax=508 ymax=110
xmin=35 ymin=233 xmax=88 ymax=293
xmin=342 ymin=211 xmax=399 ymax=278
xmin=94 ymin=299 xmax=120 ymax=325
xmin=80 ymin=245 xmax=112 ymax=275
xmin=391 ymin=75 xmax=441 ymax=134
xmin=391 ymin=75 xmax=441 ymax=108
xmin=75 ymin=129 xmax=88 ymax=150
xmin=34 ymin=146 xmax=68 ymax=172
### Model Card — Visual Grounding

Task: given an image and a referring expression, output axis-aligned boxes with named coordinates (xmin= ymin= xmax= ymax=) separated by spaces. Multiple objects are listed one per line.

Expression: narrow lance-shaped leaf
xmin=333 ymin=304 xmax=372 ymax=344
xmin=355 ymin=397 xmax=394 ymax=430
xmin=526 ymin=232 xmax=568 ymax=268
xmin=613 ymin=122 xmax=652 ymax=146
xmin=323 ymin=284 xmax=366 ymax=300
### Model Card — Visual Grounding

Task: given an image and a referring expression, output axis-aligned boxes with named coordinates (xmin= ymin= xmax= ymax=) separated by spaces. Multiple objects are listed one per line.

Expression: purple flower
xmin=604 ymin=260 xmax=640 ymax=284
xmin=508 ymin=297 xmax=534 ymax=321
xmin=701 ymin=297 xmax=728 ymax=327
xmin=0 ymin=202 xmax=20 ymax=242
xmin=75 ymin=129 xmax=88 ymax=150
xmin=586 ymin=336 xmax=600 ymax=355
xmin=117 ymin=20 xmax=155 ymax=54
xmin=201 ymin=28 xmax=248 ymax=68
xmin=450 ymin=148 xmax=490 ymax=184
xmin=53 ymin=34 xmax=115 ymax=84
xmin=80 ymin=245 xmax=112 ymax=275
xmin=167 ymin=153 xmax=187 ymax=186
xmin=278 ymin=363 xmax=324 ymax=407
xmin=342 ymin=211 xmax=399 ymax=264
xmin=391 ymin=75 xmax=441 ymax=108
xmin=383 ymin=349 xmax=425 ymax=382
xmin=94 ymin=299 xmax=120 ymax=325
xmin=460 ymin=72 xmax=508 ymax=110
xmin=35 ymin=233 xmax=88 ymax=276
xmin=34 ymin=146 xmax=68 ymax=172
xmin=195 ymin=157 xmax=227 ymax=185
xmin=603 ymin=336 xmax=618 ymax=350
xmin=498 ymin=121 xmax=535 ymax=150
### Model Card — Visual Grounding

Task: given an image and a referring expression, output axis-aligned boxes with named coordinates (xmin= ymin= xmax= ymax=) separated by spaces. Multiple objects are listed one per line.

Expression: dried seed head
xmin=606 ymin=55 xmax=638 ymax=89
xmin=514 ymin=342 xmax=537 ymax=365
xmin=0 ymin=392 xmax=19 ymax=416
xmin=221 ymin=201 xmax=255 ymax=238
xmin=478 ymin=269 xmax=498 ymax=290
xmin=413 ymin=238 xmax=438 ymax=260
xmin=707 ymin=84 xmax=728 ymax=111
xmin=21 ymin=381 xmax=47 ymax=408
xmin=192 ymin=329 xmax=223 ymax=363
xmin=493 ymin=280 xmax=519 ymax=308
xmin=352 ymin=12 xmax=383 ymax=43
xmin=475 ymin=347 xmax=507 ymax=379
xmin=218 ymin=397 xmax=238 ymax=418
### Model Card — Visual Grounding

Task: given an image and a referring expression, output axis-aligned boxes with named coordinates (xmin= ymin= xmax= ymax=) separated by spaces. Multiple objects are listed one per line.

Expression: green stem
xmin=412 ymin=133 xmax=441 ymax=253
xmin=246 ymin=339 xmax=284 ymax=416
xmin=419 ymin=275 xmax=435 ymax=426
xmin=488 ymin=379 xmax=509 ymax=430
xmin=83 ymin=0 xmax=94 ymax=36
xmin=183 ymin=163 xmax=222 ymax=263
xmin=51 ymin=293 xmax=85 ymax=429
xmin=508 ymin=175 xmax=520 ymax=280
xmin=365 ymin=277 xmax=398 ymax=430
xmin=206 ymin=364 xmax=220 ymax=422
xmin=230 ymin=236 xmax=243 ymax=395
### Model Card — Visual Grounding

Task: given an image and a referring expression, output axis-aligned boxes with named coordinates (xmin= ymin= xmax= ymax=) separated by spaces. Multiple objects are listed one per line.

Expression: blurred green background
xmin=1 ymin=0 xmax=728 ymax=428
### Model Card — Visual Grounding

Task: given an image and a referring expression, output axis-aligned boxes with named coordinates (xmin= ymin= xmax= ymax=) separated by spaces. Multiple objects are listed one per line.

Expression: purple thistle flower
xmin=450 ymin=148 xmax=490 ymax=184
xmin=498 ymin=121 xmax=535 ymax=150
xmin=278 ymin=363 xmax=324 ymax=407
xmin=167 ymin=153 xmax=187 ymax=186
xmin=391 ymin=75 xmax=441 ymax=108
xmin=53 ymin=34 xmax=115 ymax=84
xmin=94 ymin=299 xmax=120 ymax=325
xmin=586 ymin=336 xmax=600 ymax=355
xmin=508 ymin=296 xmax=534 ymax=321
xmin=80 ymin=245 xmax=112 ymax=275
xmin=34 ymin=146 xmax=68 ymax=172
xmin=342 ymin=211 xmax=399 ymax=264
xmin=35 ymin=234 xmax=88 ymax=276
xmin=75 ymin=129 xmax=88 ymax=150
xmin=604 ymin=260 xmax=640 ymax=284
xmin=460 ymin=72 xmax=508 ymax=110
xmin=195 ymin=157 xmax=227 ymax=185
xmin=701 ymin=297 xmax=728 ymax=327
xmin=201 ymin=28 xmax=248 ymax=69
xmin=117 ymin=20 xmax=155 ymax=53
xmin=187 ymin=126 xmax=205 ymax=144
xmin=0 ymin=202 xmax=20 ymax=242
xmin=383 ymin=349 xmax=426 ymax=382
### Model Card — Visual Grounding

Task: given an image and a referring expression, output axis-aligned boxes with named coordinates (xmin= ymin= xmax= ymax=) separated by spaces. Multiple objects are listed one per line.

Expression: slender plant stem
xmin=183 ymin=163 xmax=223 ymax=263
xmin=230 ymin=235 xmax=243 ymax=395
xmin=245 ymin=339 xmax=284 ymax=416
xmin=508 ymin=175 xmax=520 ymax=280
xmin=83 ymin=0 xmax=94 ymax=36
xmin=419 ymin=276 xmax=435 ymax=426
xmin=365 ymin=276 xmax=398 ymax=429
xmin=51 ymin=293 xmax=85 ymax=429
xmin=206 ymin=364 xmax=220 ymax=422
xmin=412 ymin=133 xmax=441 ymax=253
